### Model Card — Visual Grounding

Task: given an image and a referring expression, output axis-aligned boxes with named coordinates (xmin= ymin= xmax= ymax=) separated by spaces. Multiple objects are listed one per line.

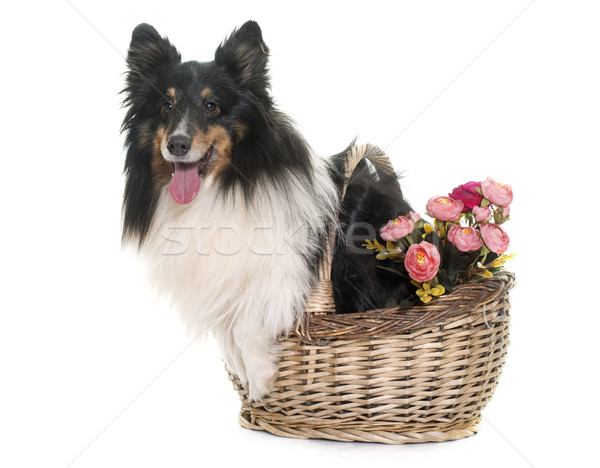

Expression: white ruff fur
xmin=140 ymin=156 xmax=338 ymax=400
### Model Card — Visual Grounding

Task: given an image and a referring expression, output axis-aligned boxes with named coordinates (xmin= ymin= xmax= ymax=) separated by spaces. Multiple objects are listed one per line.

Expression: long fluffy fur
xmin=141 ymin=162 xmax=337 ymax=399
xmin=121 ymin=21 xmax=412 ymax=400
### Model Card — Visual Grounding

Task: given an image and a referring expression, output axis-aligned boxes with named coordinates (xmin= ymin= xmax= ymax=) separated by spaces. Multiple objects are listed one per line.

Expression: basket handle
xmin=297 ymin=144 xmax=400 ymax=340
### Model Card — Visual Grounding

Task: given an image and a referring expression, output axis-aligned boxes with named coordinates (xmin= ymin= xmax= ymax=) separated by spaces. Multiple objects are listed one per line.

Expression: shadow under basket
xmin=229 ymin=144 xmax=516 ymax=444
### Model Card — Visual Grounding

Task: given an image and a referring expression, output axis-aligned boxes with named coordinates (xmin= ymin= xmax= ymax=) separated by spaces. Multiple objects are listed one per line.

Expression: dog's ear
xmin=215 ymin=21 xmax=269 ymax=93
xmin=126 ymin=23 xmax=181 ymax=87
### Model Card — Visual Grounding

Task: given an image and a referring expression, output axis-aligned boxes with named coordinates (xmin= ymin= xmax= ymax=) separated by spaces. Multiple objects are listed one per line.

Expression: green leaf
xmin=424 ymin=230 xmax=441 ymax=250
xmin=436 ymin=268 xmax=452 ymax=291
xmin=411 ymin=229 xmax=421 ymax=245
xmin=498 ymin=214 xmax=510 ymax=225
xmin=478 ymin=244 xmax=490 ymax=259
xmin=387 ymin=249 xmax=404 ymax=261
xmin=442 ymin=242 xmax=478 ymax=283
xmin=398 ymin=297 xmax=420 ymax=309
xmin=494 ymin=209 xmax=503 ymax=224
xmin=481 ymin=198 xmax=491 ymax=207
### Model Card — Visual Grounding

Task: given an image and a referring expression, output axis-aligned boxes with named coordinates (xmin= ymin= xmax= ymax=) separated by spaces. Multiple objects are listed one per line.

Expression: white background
xmin=1 ymin=1 xmax=598 ymax=467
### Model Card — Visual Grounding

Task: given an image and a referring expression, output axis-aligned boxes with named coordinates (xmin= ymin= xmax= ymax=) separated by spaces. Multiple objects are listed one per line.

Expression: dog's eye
xmin=204 ymin=101 xmax=218 ymax=114
xmin=161 ymin=102 xmax=173 ymax=116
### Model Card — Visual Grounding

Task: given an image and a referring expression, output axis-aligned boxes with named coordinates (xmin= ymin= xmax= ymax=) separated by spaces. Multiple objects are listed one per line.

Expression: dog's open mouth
xmin=169 ymin=146 xmax=214 ymax=204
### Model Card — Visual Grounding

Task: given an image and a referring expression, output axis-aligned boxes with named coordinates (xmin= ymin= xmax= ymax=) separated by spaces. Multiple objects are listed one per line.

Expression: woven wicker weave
xmin=229 ymin=144 xmax=515 ymax=444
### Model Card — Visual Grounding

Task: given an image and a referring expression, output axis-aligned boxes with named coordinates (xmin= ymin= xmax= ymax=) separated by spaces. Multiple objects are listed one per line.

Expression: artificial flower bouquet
xmin=364 ymin=177 xmax=515 ymax=306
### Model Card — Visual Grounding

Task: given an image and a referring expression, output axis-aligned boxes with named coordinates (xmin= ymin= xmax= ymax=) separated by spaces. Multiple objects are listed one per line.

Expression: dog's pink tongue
xmin=169 ymin=163 xmax=200 ymax=204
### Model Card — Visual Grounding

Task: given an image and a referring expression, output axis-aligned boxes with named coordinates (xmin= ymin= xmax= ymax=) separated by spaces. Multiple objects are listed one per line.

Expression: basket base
xmin=238 ymin=411 xmax=480 ymax=444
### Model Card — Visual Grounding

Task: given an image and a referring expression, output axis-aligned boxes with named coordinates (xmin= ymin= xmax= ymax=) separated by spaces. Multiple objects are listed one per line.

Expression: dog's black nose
xmin=167 ymin=135 xmax=191 ymax=156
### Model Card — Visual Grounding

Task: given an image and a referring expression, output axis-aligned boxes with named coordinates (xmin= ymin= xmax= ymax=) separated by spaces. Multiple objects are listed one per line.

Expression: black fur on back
xmin=330 ymin=154 xmax=414 ymax=314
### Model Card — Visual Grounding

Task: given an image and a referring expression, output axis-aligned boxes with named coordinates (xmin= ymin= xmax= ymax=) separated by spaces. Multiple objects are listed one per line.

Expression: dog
xmin=121 ymin=21 xmax=412 ymax=401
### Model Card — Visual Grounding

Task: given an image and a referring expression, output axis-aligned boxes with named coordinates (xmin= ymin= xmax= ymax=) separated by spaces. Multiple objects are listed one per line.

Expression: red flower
xmin=448 ymin=181 xmax=483 ymax=212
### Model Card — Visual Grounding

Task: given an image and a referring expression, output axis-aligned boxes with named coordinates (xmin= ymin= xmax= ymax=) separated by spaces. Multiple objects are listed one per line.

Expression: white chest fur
xmin=140 ymin=165 xmax=337 ymax=400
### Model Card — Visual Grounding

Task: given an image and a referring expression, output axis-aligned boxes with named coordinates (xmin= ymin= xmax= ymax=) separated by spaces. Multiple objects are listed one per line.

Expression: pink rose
xmin=449 ymin=181 xmax=482 ymax=212
xmin=380 ymin=216 xmax=414 ymax=242
xmin=404 ymin=241 xmax=441 ymax=283
xmin=447 ymin=225 xmax=484 ymax=252
xmin=501 ymin=205 xmax=510 ymax=217
xmin=408 ymin=211 xmax=421 ymax=222
xmin=426 ymin=196 xmax=464 ymax=222
xmin=473 ymin=205 xmax=492 ymax=222
xmin=481 ymin=177 xmax=513 ymax=206
xmin=480 ymin=223 xmax=510 ymax=254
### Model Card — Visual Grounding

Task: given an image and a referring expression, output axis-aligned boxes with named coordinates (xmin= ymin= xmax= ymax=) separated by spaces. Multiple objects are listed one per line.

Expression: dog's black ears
xmin=215 ymin=21 xmax=270 ymax=94
xmin=126 ymin=23 xmax=181 ymax=85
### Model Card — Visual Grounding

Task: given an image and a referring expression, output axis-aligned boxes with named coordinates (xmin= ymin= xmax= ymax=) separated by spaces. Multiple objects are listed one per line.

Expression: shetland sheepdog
xmin=121 ymin=21 xmax=412 ymax=400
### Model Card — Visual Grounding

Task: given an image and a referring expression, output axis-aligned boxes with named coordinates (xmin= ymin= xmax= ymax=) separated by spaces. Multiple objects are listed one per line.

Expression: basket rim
xmin=296 ymin=271 xmax=515 ymax=343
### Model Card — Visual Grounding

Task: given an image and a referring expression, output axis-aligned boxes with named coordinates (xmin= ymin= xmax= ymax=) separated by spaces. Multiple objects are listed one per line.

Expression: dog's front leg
xmin=232 ymin=325 xmax=280 ymax=402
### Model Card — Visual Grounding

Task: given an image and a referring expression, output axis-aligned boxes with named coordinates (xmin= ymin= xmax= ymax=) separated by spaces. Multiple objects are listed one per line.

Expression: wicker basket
xmin=229 ymin=144 xmax=515 ymax=444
